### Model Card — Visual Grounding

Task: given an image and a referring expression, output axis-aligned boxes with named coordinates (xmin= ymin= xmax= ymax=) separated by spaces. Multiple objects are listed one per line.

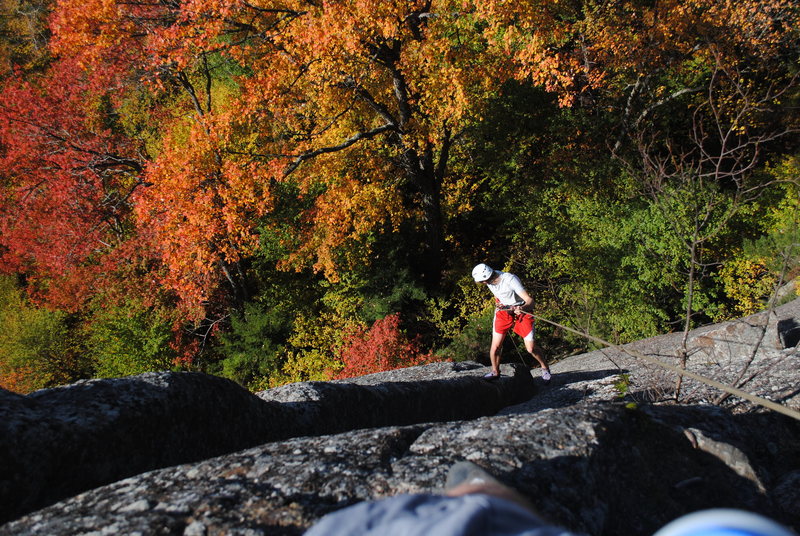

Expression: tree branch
xmin=282 ymin=123 xmax=396 ymax=177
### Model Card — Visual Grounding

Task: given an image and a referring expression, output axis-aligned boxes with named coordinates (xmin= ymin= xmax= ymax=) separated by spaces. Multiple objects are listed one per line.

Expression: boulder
xmin=0 ymin=361 xmax=534 ymax=524
xmin=538 ymin=297 xmax=800 ymax=412
xmin=257 ymin=360 xmax=537 ymax=434
xmin=1 ymin=402 xmax=797 ymax=535
xmin=0 ymin=372 xmax=285 ymax=524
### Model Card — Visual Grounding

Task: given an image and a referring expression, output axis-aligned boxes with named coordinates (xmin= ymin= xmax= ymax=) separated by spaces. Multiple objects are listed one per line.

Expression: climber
xmin=471 ymin=263 xmax=551 ymax=382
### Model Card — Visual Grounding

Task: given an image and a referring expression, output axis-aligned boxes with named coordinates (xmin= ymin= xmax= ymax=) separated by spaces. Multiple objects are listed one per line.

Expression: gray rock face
xmin=2 ymin=403 xmax=797 ymax=536
xmin=0 ymin=372 xmax=284 ymax=525
xmin=536 ymin=297 xmax=800 ymax=413
xmin=1 ymin=300 xmax=799 ymax=535
xmin=257 ymin=360 xmax=536 ymax=434
xmin=0 ymin=361 xmax=533 ymax=524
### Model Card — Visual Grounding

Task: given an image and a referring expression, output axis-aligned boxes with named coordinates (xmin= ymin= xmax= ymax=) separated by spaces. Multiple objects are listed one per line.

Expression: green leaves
xmin=0 ymin=276 xmax=89 ymax=392
xmin=85 ymin=299 xmax=176 ymax=379
xmin=214 ymin=301 xmax=291 ymax=390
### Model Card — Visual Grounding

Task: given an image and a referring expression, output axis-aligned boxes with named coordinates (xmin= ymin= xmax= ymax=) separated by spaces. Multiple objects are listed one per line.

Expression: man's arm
xmin=514 ymin=289 xmax=534 ymax=314
xmin=507 ymin=274 xmax=534 ymax=313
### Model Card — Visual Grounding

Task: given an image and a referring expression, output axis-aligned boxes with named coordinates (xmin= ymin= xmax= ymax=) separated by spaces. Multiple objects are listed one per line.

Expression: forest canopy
xmin=1 ymin=0 xmax=798 ymax=392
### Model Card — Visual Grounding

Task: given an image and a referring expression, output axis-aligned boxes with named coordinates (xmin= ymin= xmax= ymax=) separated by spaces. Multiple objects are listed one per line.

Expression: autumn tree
xmin=2 ymin=0 xmax=798 ymax=391
xmin=0 ymin=275 xmax=90 ymax=392
xmin=37 ymin=1 xmax=277 ymax=319
xmin=212 ymin=0 xmax=506 ymax=289
xmin=85 ymin=298 xmax=177 ymax=378
xmin=629 ymin=58 xmax=799 ymax=399
xmin=474 ymin=0 xmax=798 ymax=109
xmin=0 ymin=57 xmax=150 ymax=309
xmin=50 ymin=0 xmax=510 ymax=302
xmin=0 ymin=0 xmax=51 ymax=76
xmin=568 ymin=0 xmax=800 ymax=398
xmin=474 ymin=1 xmax=799 ymax=270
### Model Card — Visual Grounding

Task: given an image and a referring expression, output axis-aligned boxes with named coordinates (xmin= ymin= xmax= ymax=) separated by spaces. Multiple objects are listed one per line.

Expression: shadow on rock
xmin=493 ymin=406 xmax=791 ymax=535
xmin=0 ymin=362 xmax=537 ymax=525
xmin=503 ymin=369 xmax=628 ymax=414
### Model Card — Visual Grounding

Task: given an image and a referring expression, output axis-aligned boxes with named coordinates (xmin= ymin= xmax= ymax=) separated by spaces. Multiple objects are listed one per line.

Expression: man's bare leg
xmin=523 ymin=338 xmax=548 ymax=371
xmin=489 ymin=331 xmax=506 ymax=375
xmin=446 ymin=481 xmax=536 ymax=512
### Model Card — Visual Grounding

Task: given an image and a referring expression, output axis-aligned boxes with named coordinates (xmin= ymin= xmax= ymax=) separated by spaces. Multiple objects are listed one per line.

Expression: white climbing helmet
xmin=472 ymin=263 xmax=495 ymax=282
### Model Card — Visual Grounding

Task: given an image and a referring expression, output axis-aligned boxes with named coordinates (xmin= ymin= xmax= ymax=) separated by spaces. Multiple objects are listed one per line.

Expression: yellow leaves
xmin=398 ymin=11 xmax=501 ymax=128
xmin=282 ymin=156 xmax=407 ymax=281
xmin=0 ymin=0 xmax=50 ymax=73
xmin=270 ymin=309 xmax=362 ymax=385
xmin=271 ymin=349 xmax=337 ymax=385
xmin=442 ymin=174 xmax=480 ymax=216
xmin=716 ymin=257 xmax=776 ymax=319
xmin=425 ymin=272 xmax=490 ymax=332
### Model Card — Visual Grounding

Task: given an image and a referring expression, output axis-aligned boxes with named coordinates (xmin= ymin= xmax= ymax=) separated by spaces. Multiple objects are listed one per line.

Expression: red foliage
xmin=334 ymin=313 xmax=440 ymax=380
xmin=0 ymin=57 xmax=148 ymax=310
xmin=169 ymin=326 xmax=201 ymax=368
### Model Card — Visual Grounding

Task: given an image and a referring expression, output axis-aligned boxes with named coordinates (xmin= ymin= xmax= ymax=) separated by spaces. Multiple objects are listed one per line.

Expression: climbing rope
xmin=511 ymin=310 xmax=800 ymax=422
xmin=507 ymin=334 xmax=533 ymax=369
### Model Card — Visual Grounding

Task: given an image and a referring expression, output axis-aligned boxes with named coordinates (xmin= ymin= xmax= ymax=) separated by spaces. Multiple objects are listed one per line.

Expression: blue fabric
xmin=304 ymin=493 xmax=576 ymax=536
xmin=678 ymin=531 xmax=771 ymax=536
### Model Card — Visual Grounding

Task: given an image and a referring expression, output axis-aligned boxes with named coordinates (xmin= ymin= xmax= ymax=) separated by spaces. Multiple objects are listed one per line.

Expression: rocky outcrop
xmin=0 ymin=361 xmax=533 ymax=524
xmin=534 ymin=296 xmax=800 ymax=414
xmin=0 ymin=372 xmax=283 ymax=525
xmin=1 ymin=402 xmax=798 ymax=536
xmin=1 ymin=299 xmax=799 ymax=535
xmin=257 ymin=360 xmax=536 ymax=433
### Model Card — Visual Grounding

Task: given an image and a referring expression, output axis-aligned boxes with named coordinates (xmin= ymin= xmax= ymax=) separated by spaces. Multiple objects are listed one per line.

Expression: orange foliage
xmin=134 ymin=118 xmax=271 ymax=318
xmin=219 ymin=0 xmax=504 ymax=281
xmin=8 ymin=0 xmax=794 ymax=319
xmin=45 ymin=0 xmax=510 ymax=306
xmin=280 ymin=155 xmax=406 ymax=281
xmin=474 ymin=0 xmax=798 ymax=106
xmin=0 ymin=364 xmax=36 ymax=394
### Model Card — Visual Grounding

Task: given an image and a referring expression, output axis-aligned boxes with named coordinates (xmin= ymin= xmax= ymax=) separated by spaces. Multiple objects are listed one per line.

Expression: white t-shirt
xmin=486 ymin=271 xmax=526 ymax=306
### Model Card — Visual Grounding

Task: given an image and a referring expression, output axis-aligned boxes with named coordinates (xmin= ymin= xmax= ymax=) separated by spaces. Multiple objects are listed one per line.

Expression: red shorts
xmin=493 ymin=310 xmax=535 ymax=340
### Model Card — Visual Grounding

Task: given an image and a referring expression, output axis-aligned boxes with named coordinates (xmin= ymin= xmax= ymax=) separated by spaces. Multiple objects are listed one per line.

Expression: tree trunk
xmin=399 ymin=138 xmax=448 ymax=289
